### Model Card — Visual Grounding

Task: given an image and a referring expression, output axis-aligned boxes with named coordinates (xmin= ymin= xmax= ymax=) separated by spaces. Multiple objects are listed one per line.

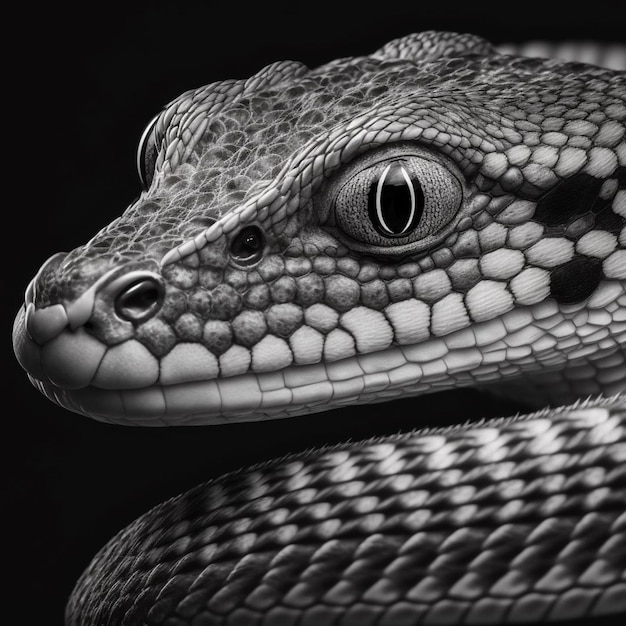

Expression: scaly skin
xmin=11 ymin=31 xmax=626 ymax=624
xmin=65 ymin=398 xmax=626 ymax=625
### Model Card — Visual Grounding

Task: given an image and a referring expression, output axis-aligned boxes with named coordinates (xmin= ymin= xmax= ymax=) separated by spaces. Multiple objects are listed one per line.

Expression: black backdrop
xmin=5 ymin=2 xmax=625 ymax=624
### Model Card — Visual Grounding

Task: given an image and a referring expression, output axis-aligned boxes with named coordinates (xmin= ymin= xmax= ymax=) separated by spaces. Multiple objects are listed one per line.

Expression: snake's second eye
xmin=136 ymin=113 xmax=161 ymax=190
xmin=329 ymin=148 xmax=464 ymax=256
xmin=230 ymin=226 xmax=265 ymax=265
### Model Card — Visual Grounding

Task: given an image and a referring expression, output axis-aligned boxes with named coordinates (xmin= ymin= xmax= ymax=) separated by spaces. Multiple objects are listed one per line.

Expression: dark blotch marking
xmin=534 ymin=173 xmax=604 ymax=227
xmin=594 ymin=203 xmax=625 ymax=235
xmin=550 ymin=255 xmax=604 ymax=304
xmin=544 ymin=225 xmax=566 ymax=238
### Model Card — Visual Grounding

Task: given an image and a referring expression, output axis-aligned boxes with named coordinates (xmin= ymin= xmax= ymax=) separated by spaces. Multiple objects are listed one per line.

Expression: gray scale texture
xmin=66 ymin=398 xmax=626 ymax=625
xmin=11 ymin=29 xmax=626 ymax=625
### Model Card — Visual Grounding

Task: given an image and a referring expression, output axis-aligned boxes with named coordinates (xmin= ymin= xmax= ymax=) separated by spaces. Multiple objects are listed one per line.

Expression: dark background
xmin=5 ymin=2 xmax=624 ymax=623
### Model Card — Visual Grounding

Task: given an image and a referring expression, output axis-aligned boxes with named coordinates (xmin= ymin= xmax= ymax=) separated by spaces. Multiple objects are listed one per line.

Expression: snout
xmin=13 ymin=253 xmax=165 ymax=391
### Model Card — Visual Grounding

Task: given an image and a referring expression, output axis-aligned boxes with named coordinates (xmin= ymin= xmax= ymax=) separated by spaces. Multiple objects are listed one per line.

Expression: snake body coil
xmin=12 ymin=32 xmax=626 ymax=624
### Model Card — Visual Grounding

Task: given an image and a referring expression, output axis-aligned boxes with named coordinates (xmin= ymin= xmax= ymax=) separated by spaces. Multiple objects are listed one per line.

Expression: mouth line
xmin=31 ymin=373 xmax=530 ymax=445
xmin=30 ymin=343 xmax=534 ymax=429
xmin=17 ymin=300 xmax=596 ymax=427
xmin=18 ymin=291 xmax=614 ymax=427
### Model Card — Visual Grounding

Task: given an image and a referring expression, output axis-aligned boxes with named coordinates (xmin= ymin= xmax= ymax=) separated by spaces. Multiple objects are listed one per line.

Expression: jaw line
xmin=25 ymin=297 xmax=606 ymax=427
xmin=30 ymin=336 xmax=551 ymax=428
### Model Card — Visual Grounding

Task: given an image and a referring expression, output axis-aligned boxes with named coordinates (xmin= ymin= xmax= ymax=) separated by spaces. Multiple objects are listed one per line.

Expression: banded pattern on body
xmin=11 ymin=31 xmax=626 ymax=624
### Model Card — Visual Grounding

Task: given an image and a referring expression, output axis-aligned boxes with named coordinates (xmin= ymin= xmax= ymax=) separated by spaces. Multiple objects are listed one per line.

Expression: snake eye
xmin=327 ymin=147 xmax=464 ymax=256
xmin=230 ymin=226 xmax=265 ymax=266
xmin=136 ymin=113 xmax=161 ymax=190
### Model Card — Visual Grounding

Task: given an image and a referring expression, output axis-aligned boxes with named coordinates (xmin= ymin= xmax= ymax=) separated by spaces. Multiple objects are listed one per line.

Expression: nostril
xmin=115 ymin=277 xmax=164 ymax=323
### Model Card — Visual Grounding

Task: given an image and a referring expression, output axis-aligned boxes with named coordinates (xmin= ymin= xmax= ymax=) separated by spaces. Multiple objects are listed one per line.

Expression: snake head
xmin=12 ymin=31 xmax=626 ymax=426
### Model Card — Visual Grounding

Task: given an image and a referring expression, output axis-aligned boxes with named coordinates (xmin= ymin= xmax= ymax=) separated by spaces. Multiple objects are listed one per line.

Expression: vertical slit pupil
xmin=381 ymin=178 xmax=413 ymax=233
xmin=368 ymin=164 xmax=424 ymax=236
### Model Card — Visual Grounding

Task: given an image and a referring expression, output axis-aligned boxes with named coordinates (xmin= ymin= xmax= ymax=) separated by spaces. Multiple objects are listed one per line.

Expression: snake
xmin=12 ymin=31 xmax=626 ymax=625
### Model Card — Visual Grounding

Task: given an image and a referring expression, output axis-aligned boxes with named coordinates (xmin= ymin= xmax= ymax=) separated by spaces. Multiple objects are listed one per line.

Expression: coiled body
xmin=65 ymin=399 xmax=626 ymax=625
